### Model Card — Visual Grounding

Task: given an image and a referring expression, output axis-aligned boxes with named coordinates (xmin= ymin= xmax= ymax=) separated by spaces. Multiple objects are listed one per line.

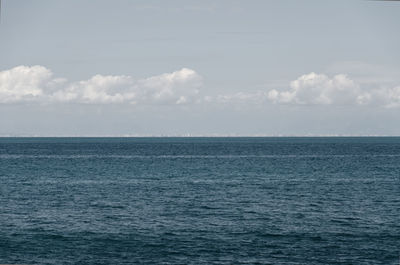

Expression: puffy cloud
xmin=2 ymin=66 xmax=400 ymax=108
xmin=204 ymin=72 xmax=400 ymax=108
xmin=54 ymin=75 xmax=135 ymax=104
xmin=362 ymin=86 xmax=400 ymax=108
xmin=0 ymin=66 xmax=202 ymax=105
xmin=268 ymin=72 xmax=361 ymax=105
xmin=136 ymin=68 xmax=202 ymax=104
xmin=268 ymin=72 xmax=400 ymax=107
xmin=0 ymin=65 xmax=54 ymax=103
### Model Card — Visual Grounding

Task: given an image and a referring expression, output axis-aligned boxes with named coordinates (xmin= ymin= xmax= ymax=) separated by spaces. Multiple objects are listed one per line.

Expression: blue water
xmin=0 ymin=137 xmax=399 ymax=264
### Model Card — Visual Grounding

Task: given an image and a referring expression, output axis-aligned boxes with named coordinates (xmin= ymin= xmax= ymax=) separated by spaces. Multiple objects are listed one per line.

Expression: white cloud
xmin=0 ymin=65 xmax=53 ymax=103
xmin=55 ymin=75 xmax=134 ymax=104
xmin=268 ymin=72 xmax=361 ymax=105
xmin=203 ymin=72 xmax=400 ymax=108
xmin=0 ymin=66 xmax=202 ymax=105
xmin=268 ymin=72 xmax=400 ymax=107
xmin=365 ymin=86 xmax=400 ymax=108
xmin=2 ymin=66 xmax=400 ymax=108
xmin=208 ymin=91 xmax=269 ymax=105
xmin=136 ymin=68 xmax=202 ymax=105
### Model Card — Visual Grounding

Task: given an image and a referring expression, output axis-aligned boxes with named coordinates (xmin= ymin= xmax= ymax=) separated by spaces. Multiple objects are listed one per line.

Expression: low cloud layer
xmin=0 ymin=66 xmax=202 ymax=104
xmin=1 ymin=66 xmax=400 ymax=108
xmin=268 ymin=72 xmax=400 ymax=107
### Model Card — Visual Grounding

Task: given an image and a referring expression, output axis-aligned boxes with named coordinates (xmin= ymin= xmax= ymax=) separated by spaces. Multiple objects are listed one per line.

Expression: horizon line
xmin=0 ymin=135 xmax=400 ymax=138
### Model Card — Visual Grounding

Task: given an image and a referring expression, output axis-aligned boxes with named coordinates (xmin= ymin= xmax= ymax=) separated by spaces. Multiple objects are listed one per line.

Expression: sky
xmin=1 ymin=0 xmax=400 ymax=136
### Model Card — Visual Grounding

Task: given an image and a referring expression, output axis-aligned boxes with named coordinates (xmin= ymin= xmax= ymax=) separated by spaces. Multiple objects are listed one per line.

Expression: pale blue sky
xmin=1 ymin=0 xmax=400 ymax=136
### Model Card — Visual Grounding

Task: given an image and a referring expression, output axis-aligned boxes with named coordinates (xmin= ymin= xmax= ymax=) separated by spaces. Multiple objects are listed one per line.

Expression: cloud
xmin=0 ymin=66 xmax=202 ymax=105
xmin=136 ymin=68 xmax=201 ymax=105
xmin=0 ymin=65 xmax=57 ymax=103
xmin=53 ymin=75 xmax=135 ymax=104
xmin=205 ymin=91 xmax=269 ymax=105
xmin=268 ymin=72 xmax=361 ymax=105
xmin=268 ymin=72 xmax=400 ymax=107
xmin=2 ymin=66 xmax=400 ymax=108
xmin=201 ymin=72 xmax=400 ymax=108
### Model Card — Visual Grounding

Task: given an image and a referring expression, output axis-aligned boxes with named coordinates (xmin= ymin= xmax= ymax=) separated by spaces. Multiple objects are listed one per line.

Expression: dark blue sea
xmin=0 ymin=137 xmax=399 ymax=264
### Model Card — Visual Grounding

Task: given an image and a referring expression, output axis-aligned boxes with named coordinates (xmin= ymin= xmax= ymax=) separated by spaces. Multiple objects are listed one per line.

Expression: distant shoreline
xmin=0 ymin=136 xmax=399 ymax=138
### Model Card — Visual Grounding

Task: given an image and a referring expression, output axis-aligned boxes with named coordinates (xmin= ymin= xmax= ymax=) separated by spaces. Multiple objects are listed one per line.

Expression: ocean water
xmin=0 ymin=137 xmax=399 ymax=265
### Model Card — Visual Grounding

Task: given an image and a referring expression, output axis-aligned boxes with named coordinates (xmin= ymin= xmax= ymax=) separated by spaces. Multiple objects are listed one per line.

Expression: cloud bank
xmin=268 ymin=72 xmax=400 ymax=107
xmin=0 ymin=66 xmax=201 ymax=104
xmin=1 ymin=66 xmax=400 ymax=108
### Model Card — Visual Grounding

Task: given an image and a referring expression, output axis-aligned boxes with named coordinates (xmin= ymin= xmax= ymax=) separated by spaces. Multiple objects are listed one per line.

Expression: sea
xmin=0 ymin=137 xmax=399 ymax=264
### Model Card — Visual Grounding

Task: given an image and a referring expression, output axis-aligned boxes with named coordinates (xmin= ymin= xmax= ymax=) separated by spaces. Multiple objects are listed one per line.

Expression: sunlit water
xmin=0 ymin=137 xmax=399 ymax=264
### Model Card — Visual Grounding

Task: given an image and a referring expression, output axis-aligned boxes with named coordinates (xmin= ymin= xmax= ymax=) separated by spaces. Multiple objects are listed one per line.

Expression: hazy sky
xmin=1 ymin=0 xmax=400 ymax=136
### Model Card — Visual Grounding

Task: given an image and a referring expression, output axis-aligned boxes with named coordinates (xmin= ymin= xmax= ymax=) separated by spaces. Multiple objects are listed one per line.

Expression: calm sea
xmin=0 ymin=137 xmax=399 ymax=264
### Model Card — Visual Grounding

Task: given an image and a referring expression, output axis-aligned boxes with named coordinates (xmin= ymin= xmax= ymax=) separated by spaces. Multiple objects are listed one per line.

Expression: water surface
xmin=0 ymin=137 xmax=399 ymax=264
